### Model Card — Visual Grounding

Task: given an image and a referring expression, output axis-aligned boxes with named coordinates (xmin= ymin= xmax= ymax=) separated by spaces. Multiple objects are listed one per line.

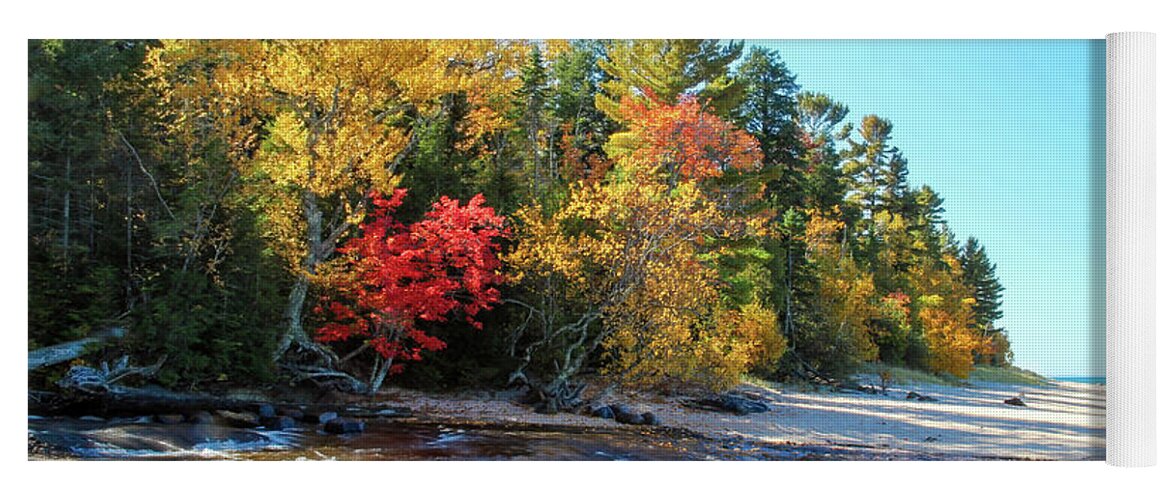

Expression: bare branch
xmin=117 ymin=131 xmax=176 ymax=221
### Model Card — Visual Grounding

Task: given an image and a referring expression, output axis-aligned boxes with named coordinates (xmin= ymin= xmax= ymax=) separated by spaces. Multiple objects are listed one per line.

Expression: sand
xmin=375 ymin=378 xmax=1106 ymax=460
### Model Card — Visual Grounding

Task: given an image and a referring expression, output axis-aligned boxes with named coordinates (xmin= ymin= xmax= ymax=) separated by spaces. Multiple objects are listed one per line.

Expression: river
xmin=28 ymin=414 xmax=880 ymax=460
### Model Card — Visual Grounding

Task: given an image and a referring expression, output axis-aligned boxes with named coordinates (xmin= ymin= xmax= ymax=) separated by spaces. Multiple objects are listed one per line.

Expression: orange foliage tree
xmin=507 ymin=93 xmax=780 ymax=408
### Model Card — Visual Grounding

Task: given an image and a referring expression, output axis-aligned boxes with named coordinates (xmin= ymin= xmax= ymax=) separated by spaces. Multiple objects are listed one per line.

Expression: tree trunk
xmin=274 ymin=191 xmax=334 ymax=365
xmin=125 ymin=155 xmax=133 ymax=308
xmin=28 ymin=327 xmax=127 ymax=371
xmin=784 ymin=246 xmax=795 ymax=339
xmin=368 ymin=355 xmax=394 ymax=395
xmin=275 ymin=275 xmax=312 ymax=360
xmin=62 ymin=151 xmax=71 ymax=269
xmin=88 ymin=160 xmax=95 ymax=257
xmin=30 ymin=385 xmax=257 ymax=417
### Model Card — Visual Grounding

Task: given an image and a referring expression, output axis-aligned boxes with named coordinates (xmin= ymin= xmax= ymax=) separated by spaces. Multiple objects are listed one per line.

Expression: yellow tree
xmin=803 ymin=209 xmax=881 ymax=374
xmin=146 ymin=40 xmax=528 ymax=385
xmin=507 ymin=95 xmax=778 ymax=408
xmin=912 ymin=253 xmax=984 ymax=378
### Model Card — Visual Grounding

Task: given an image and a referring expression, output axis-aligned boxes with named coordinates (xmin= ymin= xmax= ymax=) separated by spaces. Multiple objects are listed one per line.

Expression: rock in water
xmin=188 ymin=411 xmax=215 ymax=424
xmin=1004 ymin=397 xmax=1027 ymax=407
xmin=279 ymin=408 xmax=304 ymax=420
xmin=324 ymin=418 xmax=365 ymax=434
xmin=155 ymin=414 xmax=185 ymax=425
xmin=216 ymin=410 xmax=260 ymax=427
xmin=590 ymin=405 xmax=616 ymax=419
xmin=303 ymin=410 xmax=338 ymax=425
xmin=255 ymin=404 xmax=277 ymax=419
xmin=376 ymin=407 xmax=409 ymax=418
xmin=641 ymin=412 xmax=659 ymax=426
xmin=262 ymin=415 xmax=297 ymax=430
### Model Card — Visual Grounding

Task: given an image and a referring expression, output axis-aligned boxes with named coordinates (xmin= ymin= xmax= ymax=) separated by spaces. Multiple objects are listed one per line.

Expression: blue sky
xmin=747 ymin=40 xmax=1105 ymax=378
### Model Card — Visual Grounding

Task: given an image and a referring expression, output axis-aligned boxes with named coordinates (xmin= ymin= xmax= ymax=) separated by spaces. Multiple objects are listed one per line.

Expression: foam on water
xmin=31 ymin=422 xmax=303 ymax=459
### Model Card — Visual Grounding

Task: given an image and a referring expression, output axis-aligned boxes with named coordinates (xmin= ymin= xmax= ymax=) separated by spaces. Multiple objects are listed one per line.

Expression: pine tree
xmin=844 ymin=115 xmax=900 ymax=227
xmin=938 ymin=236 xmax=1008 ymax=367
xmin=28 ymin=40 xmax=153 ymax=348
xmin=843 ymin=115 xmax=915 ymax=284
xmin=398 ymin=93 xmax=478 ymax=219
xmin=734 ymin=47 xmax=803 ymax=181
xmin=595 ymin=39 xmax=743 ymax=122
xmin=511 ymin=46 xmax=556 ymax=198
xmin=795 ymin=92 xmax=850 ymax=214
xmin=732 ymin=48 xmax=814 ymax=365
xmin=960 ymin=237 xmax=1005 ymax=329
xmin=881 ymin=153 xmax=911 ymax=214
xmin=549 ymin=40 xmax=615 ymax=184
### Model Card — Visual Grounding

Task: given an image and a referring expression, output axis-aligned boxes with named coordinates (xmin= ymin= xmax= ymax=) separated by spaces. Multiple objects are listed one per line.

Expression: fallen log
xmin=30 ymin=355 xmax=256 ymax=416
xmin=30 ymin=385 xmax=415 ymax=421
xmin=29 ymin=385 xmax=261 ymax=416
xmin=682 ymin=393 xmax=770 ymax=415
xmin=28 ymin=327 xmax=127 ymax=371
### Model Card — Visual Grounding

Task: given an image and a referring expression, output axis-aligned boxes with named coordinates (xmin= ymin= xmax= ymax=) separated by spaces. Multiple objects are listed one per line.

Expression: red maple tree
xmin=316 ymin=189 xmax=509 ymax=393
xmin=617 ymin=91 xmax=762 ymax=182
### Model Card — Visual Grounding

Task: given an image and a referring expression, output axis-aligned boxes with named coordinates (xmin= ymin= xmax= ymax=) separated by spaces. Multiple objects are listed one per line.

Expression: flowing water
xmin=30 ymin=415 xmax=836 ymax=460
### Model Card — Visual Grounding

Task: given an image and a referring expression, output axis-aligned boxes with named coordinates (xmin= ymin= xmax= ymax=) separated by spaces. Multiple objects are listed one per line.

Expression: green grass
xmin=856 ymin=363 xmax=960 ymax=386
xmin=856 ymin=363 xmax=1050 ymax=387
xmin=740 ymin=363 xmax=1050 ymax=393
xmin=967 ymin=365 xmax=1049 ymax=386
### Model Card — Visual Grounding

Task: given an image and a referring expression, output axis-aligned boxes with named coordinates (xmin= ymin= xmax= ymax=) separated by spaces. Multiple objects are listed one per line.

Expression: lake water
xmin=1053 ymin=376 xmax=1106 ymax=385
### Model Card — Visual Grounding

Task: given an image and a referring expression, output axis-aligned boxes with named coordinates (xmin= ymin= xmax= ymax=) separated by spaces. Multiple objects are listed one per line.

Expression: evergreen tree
xmin=881 ymin=153 xmax=911 ymax=214
xmin=731 ymin=48 xmax=815 ymax=367
xmin=596 ymin=39 xmax=743 ymax=122
xmin=549 ymin=40 xmax=616 ymax=184
xmin=399 ymin=93 xmax=478 ymax=219
xmin=843 ymin=115 xmax=900 ymax=229
xmin=28 ymin=40 xmax=151 ymax=346
xmin=511 ymin=47 xmax=556 ymax=199
xmin=960 ymin=237 xmax=1006 ymax=330
xmin=795 ymin=92 xmax=850 ymax=214
xmin=734 ymin=47 xmax=803 ymax=181
xmin=843 ymin=115 xmax=917 ymax=284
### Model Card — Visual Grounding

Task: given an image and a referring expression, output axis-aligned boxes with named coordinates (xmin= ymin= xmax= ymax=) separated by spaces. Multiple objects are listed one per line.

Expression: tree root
xmin=281 ymin=363 xmax=368 ymax=394
xmin=277 ymin=335 xmax=341 ymax=368
xmin=526 ymin=378 xmax=586 ymax=414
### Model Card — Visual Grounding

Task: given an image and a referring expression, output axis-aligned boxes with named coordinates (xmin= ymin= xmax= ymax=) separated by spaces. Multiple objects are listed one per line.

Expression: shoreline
xmin=28 ymin=377 xmax=1105 ymax=461
xmin=365 ymin=377 xmax=1104 ymax=461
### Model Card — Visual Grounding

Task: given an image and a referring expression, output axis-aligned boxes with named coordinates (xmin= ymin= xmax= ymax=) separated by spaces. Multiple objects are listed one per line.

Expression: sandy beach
xmin=28 ymin=376 xmax=1105 ymax=460
xmin=376 ymin=378 xmax=1106 ymax=460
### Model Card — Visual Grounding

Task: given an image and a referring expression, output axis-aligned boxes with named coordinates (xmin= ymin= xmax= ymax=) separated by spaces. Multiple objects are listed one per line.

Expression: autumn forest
xmin=28 ymin=39 xmax=1012 ymax=413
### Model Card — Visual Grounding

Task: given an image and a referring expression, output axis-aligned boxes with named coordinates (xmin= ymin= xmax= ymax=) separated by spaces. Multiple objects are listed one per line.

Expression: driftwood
xmin=30 ymin=385 xmax=414 ymax=421
xmin=55 ymin=355 xmax=166 ymax=393
xmin=31 ymin=384 xmax=262 ymax=416
xmin=682 ymin=393 xmax=770 ymax=415
xmin=28 ymin=327 xmax=127 ymax=371
xmin=30 ymin=355 xmax=246 ymax=416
